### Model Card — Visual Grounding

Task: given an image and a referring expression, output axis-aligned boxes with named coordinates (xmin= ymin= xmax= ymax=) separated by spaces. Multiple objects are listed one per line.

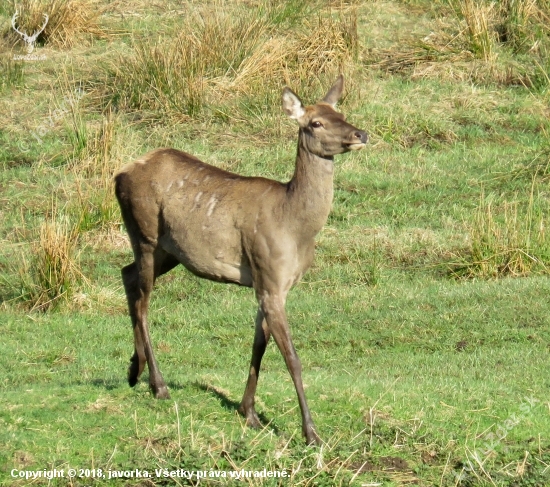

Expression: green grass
xmin=1 ymin=0 xmax=550 ymax=485
xmin=1 ymin=275 xmax=549 ymax=485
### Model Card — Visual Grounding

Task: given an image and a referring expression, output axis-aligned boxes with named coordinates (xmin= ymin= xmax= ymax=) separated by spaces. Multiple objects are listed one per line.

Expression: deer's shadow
xmin=192 ymin=380 xmax=279 ymax=434
xmin=87 ymin=376 xmax=279 ymax=434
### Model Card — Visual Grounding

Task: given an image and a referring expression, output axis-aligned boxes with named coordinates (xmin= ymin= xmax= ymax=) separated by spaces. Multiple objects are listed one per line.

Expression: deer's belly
xmin=158 ymin=232 xmax=252 ymax=286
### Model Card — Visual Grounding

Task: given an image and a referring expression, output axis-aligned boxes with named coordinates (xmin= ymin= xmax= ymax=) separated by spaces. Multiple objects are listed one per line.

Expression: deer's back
xmin=115 ymin=148 xmax=289 ymax=286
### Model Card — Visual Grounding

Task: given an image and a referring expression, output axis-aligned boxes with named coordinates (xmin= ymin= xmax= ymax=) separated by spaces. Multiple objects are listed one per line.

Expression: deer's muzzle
xmin=345 ymin=130 xmax=368 ymax=150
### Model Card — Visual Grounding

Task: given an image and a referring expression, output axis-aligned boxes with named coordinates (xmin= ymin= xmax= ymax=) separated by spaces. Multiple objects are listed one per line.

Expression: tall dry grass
xmin=498 ymin=0 xmax=546 ymax=52
xmin=294 ymin=8 xmax=359 ymax=84
xmin=368 ymin=0 xmax=550 ymax=87
xmin=453 ymin=186 xmax=550 ymax=279
xmin=8 ymin=110 xmax=120 ymax=310
xmin=454 ymin=0 xmax=497 ymax=61
xmin=104 ymin=5 xmax=360 ymax=121
xmin=448 ymin=0 xmax=550 ymax=58
xmin=118 ymin=10 xmax=271 ymax=119
xmin=68 ymin=108 xmax=120 ymax=231
xmin=12 ymin=213 xmax=84 ymax=311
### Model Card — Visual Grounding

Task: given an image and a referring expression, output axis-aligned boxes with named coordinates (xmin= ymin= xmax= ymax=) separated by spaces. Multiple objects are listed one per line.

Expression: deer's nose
xmin=354 ymin=130 xmax=368 ymax=144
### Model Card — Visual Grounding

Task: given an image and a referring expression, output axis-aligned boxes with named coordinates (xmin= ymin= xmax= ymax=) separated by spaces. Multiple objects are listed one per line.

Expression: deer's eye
xmin=311 ymin=121 xmax=323 ymax=129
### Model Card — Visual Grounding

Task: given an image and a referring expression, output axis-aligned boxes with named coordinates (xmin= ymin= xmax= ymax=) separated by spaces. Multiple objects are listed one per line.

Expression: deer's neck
xmin=285 ymin=130 xmax=335 ymax=237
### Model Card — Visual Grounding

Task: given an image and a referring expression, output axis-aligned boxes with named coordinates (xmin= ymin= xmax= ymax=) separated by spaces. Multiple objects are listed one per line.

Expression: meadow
xmin=1 ymin=0 xmax=550 ymax=485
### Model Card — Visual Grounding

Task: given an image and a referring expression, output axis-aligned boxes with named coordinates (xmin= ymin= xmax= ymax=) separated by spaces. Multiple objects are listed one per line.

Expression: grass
xmin=1 ymin=0 xmax=550 ymax=485
xmin=453 ymin=185 xmax=550 ymax=279
xmin=100 ymin=4 xmax=359 ymax=122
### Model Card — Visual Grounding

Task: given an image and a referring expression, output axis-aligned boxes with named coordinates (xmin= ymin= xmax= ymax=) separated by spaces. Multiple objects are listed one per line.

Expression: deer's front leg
xmin=239 ymin=308 xmax=271 ymax=428
xmin=259 ymin=291 xmax=321 ymax=446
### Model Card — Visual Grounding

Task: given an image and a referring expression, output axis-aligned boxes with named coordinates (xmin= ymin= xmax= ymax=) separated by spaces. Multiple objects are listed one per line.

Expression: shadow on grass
xmin=90 ymin=378 xmax=125 ymax=391
xmin=192 ymin=380 xmax=280 ymax=434
xmin=90 ymin=377 xmax=278 ymax=434
xmin=59 ymin=378 xmax=126 ymax=391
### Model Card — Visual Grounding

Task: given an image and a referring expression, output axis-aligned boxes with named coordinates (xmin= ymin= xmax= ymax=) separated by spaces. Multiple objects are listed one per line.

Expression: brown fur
xmin=115 ymin=76 xmax=367 ymax=445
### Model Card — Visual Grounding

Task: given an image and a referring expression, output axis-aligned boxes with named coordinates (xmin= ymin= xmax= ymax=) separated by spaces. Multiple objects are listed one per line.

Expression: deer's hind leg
xmin=122 ymin=246 xmax=179 ymax=398
xmin=122 ymin=261 xmax=145 ymax=387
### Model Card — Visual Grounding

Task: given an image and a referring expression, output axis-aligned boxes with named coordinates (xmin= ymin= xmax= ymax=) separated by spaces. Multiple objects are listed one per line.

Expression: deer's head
xmin=282 ymin=75 xmax=368 ymax=158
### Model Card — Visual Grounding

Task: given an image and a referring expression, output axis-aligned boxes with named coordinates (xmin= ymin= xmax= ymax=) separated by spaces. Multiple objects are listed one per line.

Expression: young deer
xmin=115 ymin=75 xmax=367 ymax=445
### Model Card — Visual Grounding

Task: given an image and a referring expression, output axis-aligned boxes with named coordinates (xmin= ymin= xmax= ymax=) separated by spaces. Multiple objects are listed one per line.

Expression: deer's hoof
xmin=305 ymin=428 xmax=322 ymax=446
xmin=128 ymin=366 xmax=139 ymax=387
xmin=152 ymin=384 xmax=170 ymax=399
xmin=245 ymin=413 xmax=262 ymax=429
xmin=128 ymin=353 xmax=144 ymax=387
xmin=239 ymin=405 xmax=262 ymax=429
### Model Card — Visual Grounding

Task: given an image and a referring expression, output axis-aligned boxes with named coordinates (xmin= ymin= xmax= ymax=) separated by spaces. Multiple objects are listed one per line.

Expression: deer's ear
xmin=282 ymin=87 xmax=305 ymax=120
xmin=322 ymin=75 xmax=344 ymax=107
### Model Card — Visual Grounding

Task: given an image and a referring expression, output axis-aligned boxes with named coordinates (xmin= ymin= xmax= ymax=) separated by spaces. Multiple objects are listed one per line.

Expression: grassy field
xmin=1 ymin=0 xmax=550 ymax=485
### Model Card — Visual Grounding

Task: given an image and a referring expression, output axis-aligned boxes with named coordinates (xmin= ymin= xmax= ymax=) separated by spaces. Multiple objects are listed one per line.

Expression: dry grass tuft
xmin=108 ymin=9 xmax=272 ymax=119
xmin=224 ymin=36 xmax=290 ymax=93
xmin=453 ymin=187 xmax=550 ymax=279
xmin=76 ymin=108 xmax=116 ymax=178
xmin=67 ymin=108 xmax=121 ymax=231
xmin=34 ymin=219 xmax=81 ymax=309
xmin=17 ymin=215 xmax=84 ymax=311
xmin=497 ymin=0 xmax=548 ymax=52
xmin=449 ymin=0 xmax=498 ymax=61
xmin=296 ymin=9 xmax=359 ymax=76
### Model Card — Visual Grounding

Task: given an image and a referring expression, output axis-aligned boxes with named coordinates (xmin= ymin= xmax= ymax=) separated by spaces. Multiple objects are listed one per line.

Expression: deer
xmin=114 ymin=75 xmax=367 ymax=445
xmin=11 ymin=11 xmax=49 ymax=54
